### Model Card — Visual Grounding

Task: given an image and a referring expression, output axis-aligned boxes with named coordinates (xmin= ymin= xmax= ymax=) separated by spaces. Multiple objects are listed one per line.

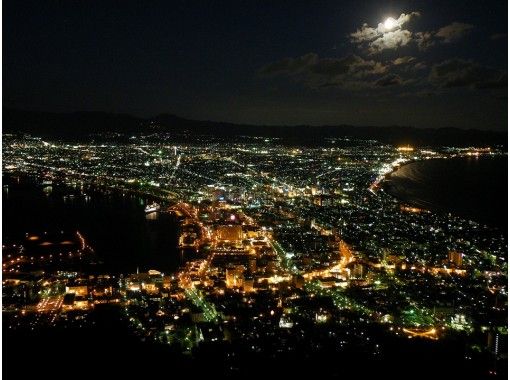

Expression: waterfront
xmin=3 ymin=137 xmax=507 ymax=378
xmin=384 ymin=156 xmax=508 ymax=231
xmin=3 ymin=176 xmax=181 ymax=274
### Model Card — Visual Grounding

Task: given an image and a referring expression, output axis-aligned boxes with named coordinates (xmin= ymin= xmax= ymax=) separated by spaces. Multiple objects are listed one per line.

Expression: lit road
xmin=184 ymin=287 xmax=220 ymax=322
xmin=402 ymin=327 xmax=439 ymax=340
xmin=36 ymin=295 xmax=64 ymax=313
xmin=269 ymin=240 xmax=300 ymax=275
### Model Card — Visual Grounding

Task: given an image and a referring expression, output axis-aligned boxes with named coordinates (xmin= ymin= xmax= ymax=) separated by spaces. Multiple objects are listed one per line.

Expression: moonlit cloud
xmin=393 ymin=56 xmax=416 ymax=65
xmin=350 ymin=15 xmax=476 ymax=54
xmin=259 ymin=9 xmax=505 ymax=103
xmin=350 ymin=23 xmax=379 ymax=43
xmin=350 ymin=12 xmax=420 ymax=54
xmin=394 ymin=12 xmax=421 ymax=26
xmin=368 ymin=30 xmax=413 ymax=54
xmin=435 ymin=22 xmax=473 ymax=42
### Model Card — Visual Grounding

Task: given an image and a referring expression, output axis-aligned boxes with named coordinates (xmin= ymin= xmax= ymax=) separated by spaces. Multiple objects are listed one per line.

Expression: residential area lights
xmin=2 ymin=133 xmax=507 ymax=369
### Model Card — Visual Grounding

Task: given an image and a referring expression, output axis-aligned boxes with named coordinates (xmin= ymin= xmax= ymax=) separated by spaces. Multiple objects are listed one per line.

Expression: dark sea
xmin=384 ymin=156 xmax=508 ymax=232
xmin=2 ymin=176 xmax=181 ymax=274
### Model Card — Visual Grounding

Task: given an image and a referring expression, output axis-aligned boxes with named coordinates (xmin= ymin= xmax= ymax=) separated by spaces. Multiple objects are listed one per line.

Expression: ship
xmin=145 ymin=202 xmax=161 ymax=213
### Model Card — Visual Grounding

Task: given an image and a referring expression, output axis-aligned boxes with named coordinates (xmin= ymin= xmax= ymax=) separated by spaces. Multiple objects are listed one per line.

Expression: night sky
xmin=4 ymin=0 xmax=508 ymax=130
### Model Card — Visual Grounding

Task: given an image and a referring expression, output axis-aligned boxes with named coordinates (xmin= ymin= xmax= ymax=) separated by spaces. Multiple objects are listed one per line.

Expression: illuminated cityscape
xmin=2 ymin=133 xmax=507 ymax=377
xmin=3 ymin=1 xmax=507 ymax=378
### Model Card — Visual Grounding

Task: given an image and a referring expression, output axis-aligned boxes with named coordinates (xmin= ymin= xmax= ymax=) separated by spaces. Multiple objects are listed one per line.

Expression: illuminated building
xmin=143 ymin=283 xmax=159 ymax=294
xmin=243 ymin=277 xmax=254 ymax=292
xmin=217 ymin=225 xmax=243 ymax=242
xmin=226 ymin=265 xmax=244 ymax=288
xmin=65 ymin=285 xmax=88 ymax=297
xmin=248 ymin=258 xmax=257 ymax=273
xmin=279 ymin=315 xmax=293 ymax=328
xmin=351 ymin=263 xmax=365 ymax=279
xmin=448 ymin=251 xmax=463 ymax=267
xmin=339 ymin=240 xmax=353 ymax=262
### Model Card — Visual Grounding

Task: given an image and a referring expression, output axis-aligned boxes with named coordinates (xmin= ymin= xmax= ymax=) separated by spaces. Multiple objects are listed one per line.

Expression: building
xmin=65 ymin=284 xmax=88 ymax=297
xmin=448 ymin=251 xmax=463 ymax=267
xmin=217 ymin=225 xmax=243 ymax=242
xmin=351 ymin=263 xmax=365 ymax=279
xmin=243 ymin=277 xmax=254 ymax=292
xmin=293 ymin=275 xmax=305 ymax=289
xmin=226 ymin=265 xmax=245 ymax=288
xmin=339 ymin=240 xmax=353 ymax=262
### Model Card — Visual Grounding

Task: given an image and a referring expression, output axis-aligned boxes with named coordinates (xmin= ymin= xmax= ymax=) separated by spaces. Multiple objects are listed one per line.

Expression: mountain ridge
xmin=3 ymin=108 xmax=507 ymax=147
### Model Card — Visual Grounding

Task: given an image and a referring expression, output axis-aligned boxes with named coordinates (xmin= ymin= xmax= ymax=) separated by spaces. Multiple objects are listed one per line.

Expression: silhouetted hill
xmin=3 ymin=108 xmax=507 ymax=147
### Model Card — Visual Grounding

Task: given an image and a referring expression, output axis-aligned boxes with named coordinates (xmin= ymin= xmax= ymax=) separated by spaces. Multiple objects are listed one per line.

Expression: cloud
xmin=259 ymin=53 xmax=393 ymax=89
xmin=394 ymin=12 xmax=421 ymax=26
xmin=392 ymin=58 xmax=427 ymax=72
xmin=375 ymin=74 xmax=402 ymax=87
xmin=393 ymin=56 xmax=416 ymax=65
xmin=435 ymin=22 xmax=473 ymax=43
xmin=415 ymin=31 xmax=435 ymax=50
xmin=350 ymin=12 xmax=420 ymax=54
xmin=350 ymin=23 xmax=379 ymax=44
xmin=309 ymin=55 xmax=387 ymax=79
xmin=350 ymin=14 xmax=476 ymax=54
xmin=474 ymin=74 xmax=507 ymax=89
xmin=369 ymin=30 xmax=413 ymax=54
xmin=491 ymin=33 xmax=507 ymax=40
xmin=413 ymin=62 xmax=428 ymax=71
xmin=429 ymin=59 xmax=506 ymax=89
xmin=258 ymin=53 xmax=318 ymax=76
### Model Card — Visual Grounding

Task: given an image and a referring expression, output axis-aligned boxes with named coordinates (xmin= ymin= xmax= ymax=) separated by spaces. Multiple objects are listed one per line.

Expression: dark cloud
xmin=474 ymin=74 xmax=507 ymax=89
xmin=491 ymin=33 xmax=507 ymax=40
xmin=413 ymin=62 xmax=428 ymax=71
xmin=415 ymin=31 xmax=435 ymax=50
xmin=310 ymin=56 xmax=358 ymax=77
xmin=259 ymin=53 xmax=389 ymax=89
xmin=375 ymin=74 xmax=402 ymax=87
xmin=429 ymin=59 xmax=505 ymax=89
xmin=435 ymin=22 xmax=473 ymax=43
xmin=258 ymin=53 xmax=318 ymax=76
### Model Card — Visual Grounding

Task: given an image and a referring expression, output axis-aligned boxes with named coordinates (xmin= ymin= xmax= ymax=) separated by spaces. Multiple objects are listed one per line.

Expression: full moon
xmin=384 ymin=17 xmax=397 ymax=30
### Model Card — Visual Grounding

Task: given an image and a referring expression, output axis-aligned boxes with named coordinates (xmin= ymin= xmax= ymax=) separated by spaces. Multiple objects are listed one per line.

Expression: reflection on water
xmin=3 ymin=175 xmax=181 ymax=274
xmin=145 ymin=212 xmax=158 ymax=221
xmin=385 ymin=156 xmax=508 ymax=231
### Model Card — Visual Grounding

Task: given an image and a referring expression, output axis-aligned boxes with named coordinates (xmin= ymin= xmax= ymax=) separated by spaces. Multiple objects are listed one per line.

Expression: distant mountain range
xmin=3 ymin=108 xmax=507 ymax=147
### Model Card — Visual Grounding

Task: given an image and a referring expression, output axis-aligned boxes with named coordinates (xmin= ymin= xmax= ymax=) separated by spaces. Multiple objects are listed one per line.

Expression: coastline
xmin=381 ymin=155 xmax=507 ymax=230
xmin=3 ymin=174 xmax=182 ymax=274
